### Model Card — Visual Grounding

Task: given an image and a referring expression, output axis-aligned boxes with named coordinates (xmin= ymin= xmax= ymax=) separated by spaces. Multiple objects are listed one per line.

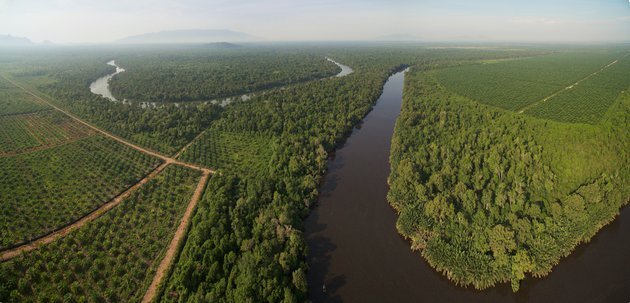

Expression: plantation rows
xmin=0 ymin=78 xmax=49 ymax=116
xmin=435 ymin=51 xmax=621 ymax=112
xmin=0 ymin=111 xmax=94 ymax=155
xmin=0 ymin=165 xmax=201 ymax=302
xmin=525 ymin=54 xmax=630 ymax=124
xmin=179 ymin=128 xmax=272 ymax=173
xmin=0 ymin=135 xmax=162 ymax=249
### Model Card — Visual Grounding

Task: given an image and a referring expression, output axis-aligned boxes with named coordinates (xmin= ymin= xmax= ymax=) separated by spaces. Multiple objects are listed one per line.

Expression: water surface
xmin=89 ymin=60 xmax=125 ymax=101
xmin=305 ymin=70 xmax=630 ymax=303
xmin=327 ymin=58 xmax=354 ymax=77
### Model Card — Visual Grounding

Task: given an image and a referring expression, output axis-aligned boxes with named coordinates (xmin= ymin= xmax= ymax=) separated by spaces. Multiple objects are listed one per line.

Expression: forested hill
xmin=0 ymin=35 xmax=32 ymax=46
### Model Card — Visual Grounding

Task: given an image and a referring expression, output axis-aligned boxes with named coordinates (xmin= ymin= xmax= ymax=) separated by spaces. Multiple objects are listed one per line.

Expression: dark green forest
xmin=158 ymin=47 xmax=550 ymax=301
xmin=109 ymin=49 xmax=340 ymax=102
xmin=159 ymin=53 xmax=412 ymax=302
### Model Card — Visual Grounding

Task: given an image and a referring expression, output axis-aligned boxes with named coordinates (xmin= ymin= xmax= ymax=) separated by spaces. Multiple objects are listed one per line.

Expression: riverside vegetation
xmin=388 ymin=48 xmax=630 ymax=291
xmin=0 ymin=44 xmax=627 ymax=301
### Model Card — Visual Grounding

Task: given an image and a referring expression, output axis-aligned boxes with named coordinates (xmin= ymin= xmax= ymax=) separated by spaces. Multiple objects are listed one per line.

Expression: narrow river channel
xmin=327 ymin=58 xmax=354 ymax=77
xmin=89 ymin=60 xmax=125 ymax=101
xmin=305 ymin=69 xmax=630 ymax=303
xmin=89 ymin=57 xmax=351 ymax=106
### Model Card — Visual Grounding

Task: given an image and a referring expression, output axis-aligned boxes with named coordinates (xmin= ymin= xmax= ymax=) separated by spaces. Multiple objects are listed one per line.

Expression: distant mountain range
xmin=200 ymin=42 xmax=243 ymax=49
xmin=116 ymin=29 xmax=259 ymax=44
xmin=0 ymin=34 xmax=33 ymax=46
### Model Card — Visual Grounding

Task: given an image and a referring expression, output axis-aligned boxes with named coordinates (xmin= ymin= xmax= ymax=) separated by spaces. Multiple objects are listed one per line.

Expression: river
xmin=327 ymin=58 xmax=354 ymax=77
xmin=90 ymin=57 xmax=352 ymax=107
xmin=304 ymin=69 xmax=630 ymax=303
xmin=89 ymin=60 xmax=125 ymax=101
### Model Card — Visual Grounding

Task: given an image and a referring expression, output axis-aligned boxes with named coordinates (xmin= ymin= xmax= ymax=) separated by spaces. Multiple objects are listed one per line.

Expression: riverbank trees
xmin=160 ymin=52 xmax=416 ymax=301
xmin=388 ymin=67 xmax=629 ymax=291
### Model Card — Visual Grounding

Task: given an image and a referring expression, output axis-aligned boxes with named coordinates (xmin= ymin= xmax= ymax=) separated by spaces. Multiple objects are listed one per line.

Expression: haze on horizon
xmin=0 ymin=0 xmax=629 ymax=44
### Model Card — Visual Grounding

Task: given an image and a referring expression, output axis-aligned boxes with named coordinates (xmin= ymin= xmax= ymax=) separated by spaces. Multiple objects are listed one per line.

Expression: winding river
xmin=89 ymin=60 xmax=125 ymax=101
xmin=327 ymin=58 xmax=354 ymax=77
xmin=305 ymin=70 xmax=630 ymax=303
xmin=89 ymin=57 xmax=352 ymax=106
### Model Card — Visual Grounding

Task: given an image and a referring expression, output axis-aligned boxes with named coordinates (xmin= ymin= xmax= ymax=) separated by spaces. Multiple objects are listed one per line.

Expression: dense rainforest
xmin=1 ymin=44 xmax=626 ymax=301
xmin=388 ymin=66 xmax=629 ymax=291
xmin=109 ymin=48 xmax=340 ymax=102
xmin=157 ymin=47 xmax=549 ymax=301
xmin=159 ymin=54 xmax=412 ymax=302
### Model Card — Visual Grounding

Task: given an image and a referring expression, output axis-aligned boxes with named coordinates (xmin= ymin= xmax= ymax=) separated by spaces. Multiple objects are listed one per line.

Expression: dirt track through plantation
xmin=0 ymin=75 xmax=214 ymax=174
xmin=518 ymin=57 xmax=622 ymax=113
xmin=0 ymin=161 xmax=170 ymax=262
xmin=141 ymin=171 xmax=210 ymax=303
xmin=0 ymin=76 xmax=214 ymax=263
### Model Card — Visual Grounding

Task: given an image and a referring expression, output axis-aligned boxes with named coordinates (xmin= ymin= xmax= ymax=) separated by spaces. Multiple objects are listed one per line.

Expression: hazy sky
xmin=1 ymin=0 xmax=628 ymax=43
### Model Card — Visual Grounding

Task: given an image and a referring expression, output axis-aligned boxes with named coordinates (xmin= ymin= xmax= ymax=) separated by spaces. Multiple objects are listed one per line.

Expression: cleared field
xmin=0 ymin=111 xmax=94 ymax=155
xmin=0 ymin=77 xmax=49 ymax=115
xmin=0 ymin=165 xmax=201 ymax=302
xmin=435 ymin=52 xmax=622 ymax=112
xmin=0 ymin=135 xmax=162 ymax=249
xmin=179 ymin=128 xmax=272 ymax=172
xmin=525 ymin=55 xmax=630 ymax=124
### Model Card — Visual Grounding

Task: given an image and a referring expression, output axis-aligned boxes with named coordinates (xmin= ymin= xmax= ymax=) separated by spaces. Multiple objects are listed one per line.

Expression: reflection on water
xmin=305 ymin=69 xmax=630 ymax=303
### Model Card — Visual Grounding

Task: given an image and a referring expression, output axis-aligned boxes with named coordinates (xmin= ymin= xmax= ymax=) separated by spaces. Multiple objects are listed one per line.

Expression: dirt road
xmin=0 ymin=75 xmax=214 ymax=174
xmin=0 ymin=161 xmax=170 ymax=262
xmin=518 ymin=57 xmax=621 ymax=113
xmin=0 ymin=76 xmax=214 ymax=262
xmin=141 ymin=171 xmax=210 ymax=303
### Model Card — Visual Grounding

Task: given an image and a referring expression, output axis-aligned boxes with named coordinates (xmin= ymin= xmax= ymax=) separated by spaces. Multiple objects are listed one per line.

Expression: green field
xmin=0 ymin=77 xmax=49 ymax=115
xmin=434 ymin=51 xmax=625 ymax=117
xmin=524 ymin=54 xmax=630 ymax=123
xmin=0 ymin=111 xmax=93 ymax=154
xmin=0 ymin=135 xmax=162 ymax=249
xmin=0 ymin=165 xmax=201 ymax=302
xmin=179 ymin=128 xmax=272 ymax=173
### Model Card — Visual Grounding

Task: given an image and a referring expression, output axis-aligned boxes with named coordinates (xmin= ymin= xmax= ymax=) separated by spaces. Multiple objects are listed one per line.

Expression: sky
xmin=0 ymin=0 xmax=629 ymax=43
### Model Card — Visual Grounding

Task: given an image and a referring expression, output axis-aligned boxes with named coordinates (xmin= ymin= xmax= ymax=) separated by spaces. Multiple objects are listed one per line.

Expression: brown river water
xmin=304 ymin=70 xmax=630 ymax=303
